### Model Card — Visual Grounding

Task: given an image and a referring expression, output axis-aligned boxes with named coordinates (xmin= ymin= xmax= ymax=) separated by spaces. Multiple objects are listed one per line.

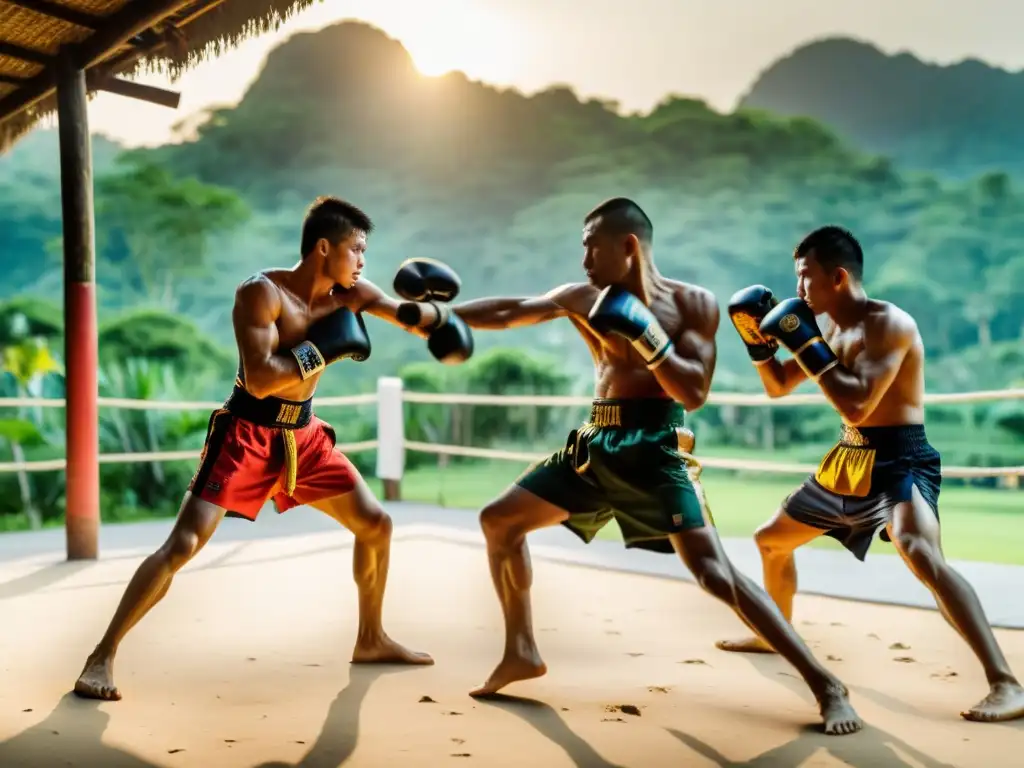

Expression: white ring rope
xmin=402 ymin=388 xmax=1024 ymax=406
xmin=0 ymin=386 xmax=1019 ymax=478
xmin=403 ymin=441 xmax=1024 ymax=478
xmin=0 ymin=394 xmax=378 ymax=411
xmin=0 ymin=441 xmax=379 ymax=474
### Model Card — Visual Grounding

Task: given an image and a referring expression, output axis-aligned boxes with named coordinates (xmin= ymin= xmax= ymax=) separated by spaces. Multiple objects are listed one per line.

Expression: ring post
xmin=376 ymin=377 xmax=405 ymax=501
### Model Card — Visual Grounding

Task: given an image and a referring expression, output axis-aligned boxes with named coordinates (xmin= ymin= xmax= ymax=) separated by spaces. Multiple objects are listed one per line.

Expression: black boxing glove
xmin=727 ymin=285 xmax=780 ymax=364
xmin=393 ymin=258 xmax=461 ymax=302
xmin=423 ymin=304 xmax=474 ymax=364
xmin=759 ymin=298 xmax=839 ymax=380
xmin=290 ymin=307 xmax=371 ymax=380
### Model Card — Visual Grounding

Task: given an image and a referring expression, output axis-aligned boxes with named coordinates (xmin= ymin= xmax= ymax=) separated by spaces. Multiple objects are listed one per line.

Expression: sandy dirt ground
xmin=1 ymin=531 xmax=1021 ymax=767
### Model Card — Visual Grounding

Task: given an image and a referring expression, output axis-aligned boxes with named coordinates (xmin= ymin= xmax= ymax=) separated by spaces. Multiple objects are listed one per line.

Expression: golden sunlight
xmin=397 ymin=2 xmax=524 ymax=81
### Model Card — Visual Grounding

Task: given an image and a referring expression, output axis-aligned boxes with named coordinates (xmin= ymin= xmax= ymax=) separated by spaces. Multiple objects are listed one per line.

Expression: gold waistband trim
xmin=839 ymin=424 xmax=870 ymax=447
xmin=587 ymin=403 xmax=622 ymax=428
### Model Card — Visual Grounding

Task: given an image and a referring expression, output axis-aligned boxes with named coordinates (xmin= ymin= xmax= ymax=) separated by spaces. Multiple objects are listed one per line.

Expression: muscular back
xmin=554 ymin=279 xmax=718 ymax=400
xmin=823 ymin=299 xmax=925 ymax=427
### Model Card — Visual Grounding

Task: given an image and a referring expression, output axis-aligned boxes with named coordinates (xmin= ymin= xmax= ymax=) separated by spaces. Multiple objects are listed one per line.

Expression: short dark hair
xmin=795 ymin=226 xmax=863 ymax=281
xmin=584 ymin=197 xmax=653 ymax=245
xmin=300 ymin=196 xmax=374 ymax=256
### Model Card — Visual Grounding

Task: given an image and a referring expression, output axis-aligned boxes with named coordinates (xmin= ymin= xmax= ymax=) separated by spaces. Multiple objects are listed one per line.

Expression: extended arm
xmin=452 ymin=283 xmax=579 ymax=329
xmin=649 ymin=289 xmax=719 ymax=411
xmin=816 ymin=315 xmax=916 ymax=425
xmin=233 ymin=277 xmax=304 ymax=398
xmin=350 ymin=280 xmax=430 ymax=339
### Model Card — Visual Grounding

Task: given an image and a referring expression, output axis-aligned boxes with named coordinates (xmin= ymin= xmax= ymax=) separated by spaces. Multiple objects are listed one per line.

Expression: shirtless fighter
xmin=398 ymin=198 xmax=863 ymax=735
xmin=718 ymin=225 xmax=1024 ymax=723
xmin=74 ymin=196 xmax=473 ymax=701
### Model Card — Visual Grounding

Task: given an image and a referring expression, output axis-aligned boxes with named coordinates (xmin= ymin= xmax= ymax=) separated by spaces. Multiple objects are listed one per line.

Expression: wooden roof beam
xmin=2 ymin=0 xmax=101 ymax=29
xmin=86 ymin=72 xmax=181 ymax=109
xmin=0 ymin=40 xmax=51 ymax=66
xmin=0 ymin=0 xmax=200 ymax=124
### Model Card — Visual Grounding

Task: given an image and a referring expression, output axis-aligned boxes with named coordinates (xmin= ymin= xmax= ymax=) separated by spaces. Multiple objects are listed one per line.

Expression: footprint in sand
xmin=889 ymin=642 xmax=910 ymax=650
xmin=827 ymin=655 xmax=842 ymax=662
xmin=678 ymin=659 xmax=707 ymax=666
xmin=648 ymin=686 xmax=670 ymax=693
xmin=420 ymin=696 xmax=437 ymax=703
xmin=893 ymin=657 xmax=916 ymax=663
xmin=605 ymin=704 xmax=642 ymax=716
xmin=606 ymin=630 xmax=621 ymax=636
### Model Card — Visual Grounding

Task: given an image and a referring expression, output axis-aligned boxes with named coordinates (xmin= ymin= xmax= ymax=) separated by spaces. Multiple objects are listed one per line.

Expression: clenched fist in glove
xmin=728 ymin=285 xmax=780 ymax=364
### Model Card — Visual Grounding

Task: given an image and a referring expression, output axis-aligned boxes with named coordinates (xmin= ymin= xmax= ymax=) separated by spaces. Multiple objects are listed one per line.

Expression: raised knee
xmin=479 ymin=502 xmax=521 ymax=543
xmin=753 ymin=524 xmax=788 ymax=558
xmin=692 ymin=558 xmax=735 ymax=600
xmin=163 ymin=530 xmax=200 ymax=570
xmin=897 ymin=534 xmax=942 ymax=583
xmin=360 ymin=507 xmax=393 ymax=542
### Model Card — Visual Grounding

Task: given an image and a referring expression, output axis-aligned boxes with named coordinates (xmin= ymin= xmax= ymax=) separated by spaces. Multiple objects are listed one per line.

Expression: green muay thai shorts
xmin=515 ymin=398 xmax=713 ymax=554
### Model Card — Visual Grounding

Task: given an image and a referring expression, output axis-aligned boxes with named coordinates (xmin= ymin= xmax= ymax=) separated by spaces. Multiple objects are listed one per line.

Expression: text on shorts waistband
xmin=838 ymin=424 xmax=929 ymax=457
xmin=587 ymin=398 xmax=685 ymax=429
xmin=224 ymin=385 xmax=313 ymax=430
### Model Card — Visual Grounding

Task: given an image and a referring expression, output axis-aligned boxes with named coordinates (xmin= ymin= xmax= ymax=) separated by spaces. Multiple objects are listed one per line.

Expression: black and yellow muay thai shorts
xmin=783 ymin=424 xmax=942 ymax=561
xmin=514 ymin=398 xmax=712 ymax=554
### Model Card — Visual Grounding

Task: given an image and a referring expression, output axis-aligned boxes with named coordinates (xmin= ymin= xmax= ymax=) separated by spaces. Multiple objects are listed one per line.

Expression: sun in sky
xmin=392 ymin=1 xmax=526 ymax=80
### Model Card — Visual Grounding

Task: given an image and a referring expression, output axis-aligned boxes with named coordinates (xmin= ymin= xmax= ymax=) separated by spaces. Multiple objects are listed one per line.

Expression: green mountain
xmin=4 ymin=21 xmax=1024 ymax=398
xmin=739 ymin=37 xmax=1024 ymax=180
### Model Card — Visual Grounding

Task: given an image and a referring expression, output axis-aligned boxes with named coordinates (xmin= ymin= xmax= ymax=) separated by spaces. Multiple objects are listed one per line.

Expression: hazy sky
xmin=69 ymin=0 xmax=1024 ymax=147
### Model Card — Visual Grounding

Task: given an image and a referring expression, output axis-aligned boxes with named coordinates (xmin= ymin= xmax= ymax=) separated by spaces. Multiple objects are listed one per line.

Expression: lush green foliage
xmin=0 ymin=21 xmax=1021 ymax=528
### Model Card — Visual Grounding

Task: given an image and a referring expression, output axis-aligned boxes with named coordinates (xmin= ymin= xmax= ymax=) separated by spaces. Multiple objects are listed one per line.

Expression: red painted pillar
xmin=57 ymin=51 xmax=99 ymax=560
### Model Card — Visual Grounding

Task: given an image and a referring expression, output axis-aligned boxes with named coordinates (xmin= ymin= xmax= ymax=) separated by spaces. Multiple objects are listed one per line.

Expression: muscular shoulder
xmin=545 ymin=281 xmax=598 ymax=314
xmin=236 ymin=271 xmax=283 ymax=305
xmin=670 ymin=280 xmax=720 ymax=336
xmin=866 ymin=300 xmax=918 ymax=350
xmin=338 ymin=278 xmax=386 ymax=311
xmin=235 ymin=272 xmax=283 ymax=321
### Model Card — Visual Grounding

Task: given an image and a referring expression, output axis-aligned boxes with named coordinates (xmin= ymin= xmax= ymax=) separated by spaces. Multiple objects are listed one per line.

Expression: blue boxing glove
xmin=759 ymin=298 xmax=838 ymax=380
xmin=588 ymin=285 xmax=673 ymax=370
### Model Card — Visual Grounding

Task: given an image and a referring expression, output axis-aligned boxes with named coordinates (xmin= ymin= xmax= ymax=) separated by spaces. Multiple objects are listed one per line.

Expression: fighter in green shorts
xmin=516 ymin=397 xmax=708 ymax=553
xmin=397 ymin=198 xmax=863 ymax=735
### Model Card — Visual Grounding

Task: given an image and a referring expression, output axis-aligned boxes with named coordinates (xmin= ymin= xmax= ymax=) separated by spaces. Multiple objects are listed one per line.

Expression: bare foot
xmin=715 ymin=636 xmax=777 ymax=654
xmin=73 ymin=650 xmax=121 ymax=701
xmin=817 ymin=682 xmax=863 ymax=736
xmin=469 ymin=653 xmax=547 ymax=697
xmin=961 ymin=681 xmax=1024 ymax=722
xmin=351 ymin=633 xmax=434 ymax=665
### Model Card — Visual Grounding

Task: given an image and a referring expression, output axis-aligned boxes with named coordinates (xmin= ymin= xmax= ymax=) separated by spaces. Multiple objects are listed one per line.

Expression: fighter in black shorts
xmin=719 ymin=225 xmax=1024 ymax=723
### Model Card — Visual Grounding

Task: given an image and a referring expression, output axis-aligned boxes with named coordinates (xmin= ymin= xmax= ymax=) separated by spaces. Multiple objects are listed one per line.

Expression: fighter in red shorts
xmin=74 ymin=196 xmax=473 ymax=700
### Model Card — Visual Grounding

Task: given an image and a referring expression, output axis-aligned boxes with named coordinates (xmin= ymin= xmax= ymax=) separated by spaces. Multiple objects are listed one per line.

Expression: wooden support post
xmin=57 ymin=50 xmax=99 ymax=560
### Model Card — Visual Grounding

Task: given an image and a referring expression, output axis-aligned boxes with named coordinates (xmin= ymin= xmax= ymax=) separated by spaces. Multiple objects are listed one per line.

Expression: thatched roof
xmin=0 ymin=0 xmax=319 ymax=154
